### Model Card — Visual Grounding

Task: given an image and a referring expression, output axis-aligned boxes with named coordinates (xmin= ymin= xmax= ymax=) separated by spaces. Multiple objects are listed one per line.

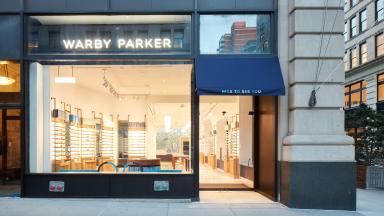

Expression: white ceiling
xmin=32 ymin=15 xmax=191 ymax=25
xmin=49 ymin=64 xmax=243 ymax=129
xmin=50 ymin=64 xmax=192 ymax=96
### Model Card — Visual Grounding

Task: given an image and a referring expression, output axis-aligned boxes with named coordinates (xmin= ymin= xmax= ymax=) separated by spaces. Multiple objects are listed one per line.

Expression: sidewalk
xmin=357 ymin=188 xmax=384 ymax=216
xmin=1 ymin=189 xmax=382 ymax=216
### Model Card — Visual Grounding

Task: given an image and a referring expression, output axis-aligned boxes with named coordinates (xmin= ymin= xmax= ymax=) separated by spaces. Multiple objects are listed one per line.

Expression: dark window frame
xmin=350 ymin=47 xmax=358 ymax=69
xmin=350 ymin=0 xmax=359 ymax=8
xmin=350 ymin=16 xmax=357 ymax=38
xmin=376 ymin=32 xmax=384 ymax=57
xmin=359 ymin=9 xmax=367 ymax=33
xmin=376 ymin=0 xmax=384 ymax=22
xmin=344 ymin=0 xmax=349 ymax=12
xmin=359 ymin=42 xmax=367 ymax=64
xmin=48 ymin=31 xmax=61 ymax=50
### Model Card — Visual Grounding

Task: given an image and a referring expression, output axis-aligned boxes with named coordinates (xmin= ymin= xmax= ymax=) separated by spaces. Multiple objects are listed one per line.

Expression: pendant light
xmin=0 ymin=64 xmax=16 ymax=86
xmin=55 ymin=65 xmax=76 ymax=84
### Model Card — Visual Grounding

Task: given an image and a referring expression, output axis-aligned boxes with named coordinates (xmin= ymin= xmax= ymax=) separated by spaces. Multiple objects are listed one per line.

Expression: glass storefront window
xmin=200 ymin=14 xmax=271 ymax=54
xmin=27 ymin=15 xmax=192 ymax=55
xmin=29 ymin=62 xmax=192 ymax=174
xmin=0 ymin=108 xmax=21 ymax=195
xmin=0 ymin=61 xmax=20 ymax=104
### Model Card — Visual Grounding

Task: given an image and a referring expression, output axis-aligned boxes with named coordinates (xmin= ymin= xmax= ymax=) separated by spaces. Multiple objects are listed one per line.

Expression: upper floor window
xmin=344 ymin=22 xmax=348 ymax=41
xmin=344 ymin=0 xmax=349 ymax=11
xmin=360 ymin=9 xmax=367 ymax=32
xmin=350 ymin=16 xmax=357 ymax=38
xmin=376 ymin=0 xmax=384 ymax=22
xmin=199 ymin=14 xmax=271 ymax=55
xmin=345 ymin=80 xmax=367 ymax=109
xmin=350 ymin=0 xmax=358 ymax=8
xmin=350 ymin=47 xmax=358 ymax=68
xmin=344 ymin=51 xmax=349 ymax=71
xmin=360 ymin=42 xmax=367 ymax=64
xmin=378 ymin=73 xmax=384 ymax=102
xmin=376 ymin=33 xmax=384 ymax=57
xmin=48 ymin=31 xmax=61 ymax=50
xmin=173 ymin=30 xmax=184 ymax=49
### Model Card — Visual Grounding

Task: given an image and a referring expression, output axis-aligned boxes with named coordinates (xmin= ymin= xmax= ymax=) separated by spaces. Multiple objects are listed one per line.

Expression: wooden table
xmin=171 ymin=155 xmax=190 ymax=170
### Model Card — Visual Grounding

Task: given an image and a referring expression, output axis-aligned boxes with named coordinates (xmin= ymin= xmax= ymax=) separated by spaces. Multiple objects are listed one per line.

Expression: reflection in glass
xmin=344 ymin=94 xmax=350 ymax=108
xmin=200 ymin=15 xmax=271 ymax=54
xmin=351 ymin=92 xmax=361 ymax=107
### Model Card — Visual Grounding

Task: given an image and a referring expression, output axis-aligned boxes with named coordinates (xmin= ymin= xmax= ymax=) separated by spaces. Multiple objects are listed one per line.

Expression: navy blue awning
xmin=195 ymin=56 xmax=285 ymax=96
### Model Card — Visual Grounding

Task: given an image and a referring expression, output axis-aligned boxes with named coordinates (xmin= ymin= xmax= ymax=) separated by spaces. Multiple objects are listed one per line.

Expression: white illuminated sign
xmin=62 ymin=38 xmax=172 ymax=50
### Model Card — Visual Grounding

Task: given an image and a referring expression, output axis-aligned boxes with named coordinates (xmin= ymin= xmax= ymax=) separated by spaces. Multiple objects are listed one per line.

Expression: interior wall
xmin=239 ymin=96 xmax=253 ymax=166
xmin=51 ymin=78 xmax=116 ymax=118
xmin=29 ymin=63 xmax=44 ymax=173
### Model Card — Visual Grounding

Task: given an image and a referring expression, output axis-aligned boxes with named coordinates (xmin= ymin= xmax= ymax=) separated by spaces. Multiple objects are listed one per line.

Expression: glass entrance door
xmin=0 ymin=109 xmax=21 ymax=197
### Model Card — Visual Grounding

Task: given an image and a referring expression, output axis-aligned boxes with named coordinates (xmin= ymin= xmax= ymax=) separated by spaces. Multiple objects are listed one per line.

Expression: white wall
xmin=239 ymin=96 xmax=253 ymax=166
xmin=29 ymin=63 xmax=44 ymax=173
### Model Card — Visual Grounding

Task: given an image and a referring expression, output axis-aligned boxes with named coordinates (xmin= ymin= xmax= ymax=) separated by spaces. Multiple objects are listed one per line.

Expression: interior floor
xmin=0 ymin=180 xmax=20 ymax=197
xmin=199 ymin=191 xmax=274 ymax=203
xmin=199 ymin=163 xmax=253 ymax=189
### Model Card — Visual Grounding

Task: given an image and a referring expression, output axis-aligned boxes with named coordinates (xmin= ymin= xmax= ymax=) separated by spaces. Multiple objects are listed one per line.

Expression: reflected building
xmin=217 ymin=21 xmax=257 ymax=54
xmin=254 ymin=15 xmax=270 ymax=53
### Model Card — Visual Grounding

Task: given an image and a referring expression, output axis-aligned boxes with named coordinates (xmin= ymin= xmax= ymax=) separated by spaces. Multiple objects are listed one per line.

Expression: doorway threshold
xmin=199 ymin=191 xmax=277 ymax=204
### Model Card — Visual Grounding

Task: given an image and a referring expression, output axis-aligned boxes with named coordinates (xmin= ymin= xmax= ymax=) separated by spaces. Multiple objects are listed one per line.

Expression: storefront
xmin=0 ymin=0 xmax=356 ymax=211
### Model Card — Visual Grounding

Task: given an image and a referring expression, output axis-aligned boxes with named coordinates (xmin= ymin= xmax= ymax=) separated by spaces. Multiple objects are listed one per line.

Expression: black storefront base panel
xmin=23 ymin=174 xmax=196 ymax=198
xmin=280 ymin=161 xmax=356 ymax=211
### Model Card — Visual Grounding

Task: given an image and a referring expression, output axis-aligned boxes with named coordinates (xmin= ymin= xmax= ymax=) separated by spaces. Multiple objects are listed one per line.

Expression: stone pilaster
xmin=281 ymin=0 xmax=356 ymax=210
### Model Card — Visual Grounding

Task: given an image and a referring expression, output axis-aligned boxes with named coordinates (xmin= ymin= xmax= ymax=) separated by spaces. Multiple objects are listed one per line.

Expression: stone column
xmin=281 ymin=0 xmax=356 ymax=210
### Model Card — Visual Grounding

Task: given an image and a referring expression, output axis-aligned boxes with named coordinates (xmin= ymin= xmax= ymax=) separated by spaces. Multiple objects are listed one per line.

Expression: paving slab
xmin=2 ymin=189 xmax=383 ymax=216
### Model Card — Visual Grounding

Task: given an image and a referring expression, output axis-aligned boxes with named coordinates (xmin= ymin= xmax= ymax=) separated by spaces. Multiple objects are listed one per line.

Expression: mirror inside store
xmin=199 ymin=96 xmax=254 ymax=189
xmin=29 ymin=63 xmax=192 ymax=174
